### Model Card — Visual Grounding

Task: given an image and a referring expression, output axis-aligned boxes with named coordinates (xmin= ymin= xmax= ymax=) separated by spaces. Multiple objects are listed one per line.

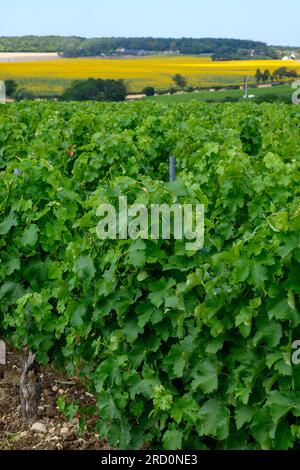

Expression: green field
xmin=148 ymin=84 xmax=294 ymax=103
xmin=1 ymin=100 xmax=300 ymax=450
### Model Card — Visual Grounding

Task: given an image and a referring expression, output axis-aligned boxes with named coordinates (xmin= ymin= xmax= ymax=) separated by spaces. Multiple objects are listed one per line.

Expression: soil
xmin=0 ymin=345 xmax=110 ymax=450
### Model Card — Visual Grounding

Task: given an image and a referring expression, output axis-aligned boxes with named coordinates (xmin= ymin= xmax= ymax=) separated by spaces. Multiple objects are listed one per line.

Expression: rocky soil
xmin=0 ymin=345 xmax=110 ymax=450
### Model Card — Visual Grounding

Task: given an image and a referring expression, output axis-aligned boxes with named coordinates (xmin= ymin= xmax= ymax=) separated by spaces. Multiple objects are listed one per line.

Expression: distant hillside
xmin=0 ymin=36 xmax=278 ymax=60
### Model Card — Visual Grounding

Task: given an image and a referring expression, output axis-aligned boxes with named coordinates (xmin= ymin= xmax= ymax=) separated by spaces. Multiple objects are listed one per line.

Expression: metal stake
xmin=169 ymin=156 xmax=176 ymax=182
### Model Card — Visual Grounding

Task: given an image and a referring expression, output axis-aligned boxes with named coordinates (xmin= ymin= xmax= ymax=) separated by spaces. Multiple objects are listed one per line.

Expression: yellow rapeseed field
xmin=0 ymin=55 xmax=299 ymax=94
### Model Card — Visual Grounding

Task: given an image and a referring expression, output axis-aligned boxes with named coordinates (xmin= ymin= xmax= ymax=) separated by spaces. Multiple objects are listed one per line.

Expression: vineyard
xmin=1 ymin=100 xmax=300 ymax=450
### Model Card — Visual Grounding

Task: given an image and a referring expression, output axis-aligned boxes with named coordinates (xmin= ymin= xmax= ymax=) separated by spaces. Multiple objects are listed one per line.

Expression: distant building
xmin=164 ymin=49 xmax=180 ymax=54
xmin=282 ymin=52 xmax=297 ymax=61
xmin=116 ymin=48 xmax=146 ymax=56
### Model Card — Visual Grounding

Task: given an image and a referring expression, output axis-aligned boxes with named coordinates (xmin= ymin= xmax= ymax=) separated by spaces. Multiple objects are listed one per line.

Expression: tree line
xmin=255 ymin=67 xmax=298 ymax=83
xmin=0 ymin=36 xmax=277 ymax=60
xmin=4 ymin=78 xmax=128 ymax=102
xmin=4 ymin=75 xmax=188 ymax=101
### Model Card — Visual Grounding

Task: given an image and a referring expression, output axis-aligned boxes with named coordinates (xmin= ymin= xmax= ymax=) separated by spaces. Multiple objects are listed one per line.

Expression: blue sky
xmin=1 ymin=0 xmax=299 ymax=46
